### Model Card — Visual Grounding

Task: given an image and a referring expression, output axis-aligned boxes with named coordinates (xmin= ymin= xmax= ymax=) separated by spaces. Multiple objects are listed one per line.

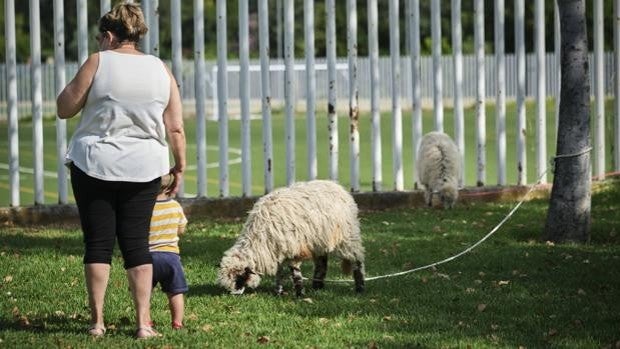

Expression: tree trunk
xmin=544 ymin=0 xmax=591 ymax=243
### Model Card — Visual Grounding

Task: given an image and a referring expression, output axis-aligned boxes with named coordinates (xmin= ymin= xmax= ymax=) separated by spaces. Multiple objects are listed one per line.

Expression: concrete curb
xmin=0 ymin=185 xmax=552 ymax=227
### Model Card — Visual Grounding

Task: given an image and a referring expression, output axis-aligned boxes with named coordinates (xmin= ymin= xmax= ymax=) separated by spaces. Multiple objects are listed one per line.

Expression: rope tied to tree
xmin=549 ymin=146 xmax=593 ymax=174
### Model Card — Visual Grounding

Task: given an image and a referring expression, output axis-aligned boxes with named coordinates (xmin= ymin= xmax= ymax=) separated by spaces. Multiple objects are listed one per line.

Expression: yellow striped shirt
xmin=149 ymin=199 xmax=187 ymax=254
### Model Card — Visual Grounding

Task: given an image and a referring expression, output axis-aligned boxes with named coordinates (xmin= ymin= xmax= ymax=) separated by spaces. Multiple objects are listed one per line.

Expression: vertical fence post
xmin=76 ymin=0 xmax=88 ymax=65
xmin=475 ymin=0 xmax=486 ymax=187
xmin=239 ymin=0 xmax=251 ymax=196
xmin=170 ymin=0 xmax=184 ymax=196
xmin=410 ymin=0 xmax=421 ymax=189
xmin=494 ymin=0 xmax=506 ymax=185
xmin=5 ymin=0 xmax=20 ymax=207
xmin=100 ymin=0 xmax=110 ymax=15
xmin=515 ymin=0 xmax=526 ymax=185
xmin=535 ymin=0 xmax=547 ymax=184
xmin=390 ymin=0 xmax=403 ymax=191
xmin=30 ymin=0 xmax=44 ymax=205
xmin=431 ymin=0 xmax=443 ymax=132
xmin=54 ymin=0 xmax=68 ymax=204
xmin=217 ymin=0 xmax=229 ymax=197
xmin=326 ymin=0 xmax=338 ymax=182
xmin=615 ymin=0 xmax=620 ymax=172
xmin=368 ymin=0 xmax=382 ymax=192
xmin=451 ymin=0 xmax=464 ymax=186
xmin=305 ymin=0 xmax=317 ymax=181
xmin=593 ymin=0 xmax=605 ymax=180
xmin=194 ymin=0 xmax=207 ymax=197
xmin=258 ymin=0 xmax=273 ymax=193
xmin=150 ymin=0 xmax=159 ymax=57
xmin=141 ymin=1 xmax=151 ymax=54
xmin=347 ymin=0 xmax=360 ymax=192
xmin=284 ymin=0 xmax=295 ymax=186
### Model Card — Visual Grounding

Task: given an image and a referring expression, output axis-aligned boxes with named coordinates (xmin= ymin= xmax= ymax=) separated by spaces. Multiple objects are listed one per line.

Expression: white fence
xmin=2 ymin=0 xmax=619 ymax=208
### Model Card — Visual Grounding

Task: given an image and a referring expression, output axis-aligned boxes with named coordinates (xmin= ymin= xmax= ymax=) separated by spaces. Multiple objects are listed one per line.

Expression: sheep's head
xmin=439 ymin=181 xmax=459 ymax=209
xmin=217 ymin=252 xmax=261 ymax=295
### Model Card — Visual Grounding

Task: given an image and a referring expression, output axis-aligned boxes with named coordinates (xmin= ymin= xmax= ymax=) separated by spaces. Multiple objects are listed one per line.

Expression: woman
xmin=56 ymin=3 xmax=185 ymax=339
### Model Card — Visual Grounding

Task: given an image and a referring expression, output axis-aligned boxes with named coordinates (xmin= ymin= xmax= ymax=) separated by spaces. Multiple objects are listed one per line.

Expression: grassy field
xmin=1 ymin=178 xmax=619 ymax=348
xmin=0 ymin=98 xmax=616 ymax=206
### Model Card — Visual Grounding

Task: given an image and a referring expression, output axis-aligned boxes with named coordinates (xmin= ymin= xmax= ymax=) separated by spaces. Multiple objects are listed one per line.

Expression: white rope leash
xmin=309 ymin=147 xmax=593 ymax=284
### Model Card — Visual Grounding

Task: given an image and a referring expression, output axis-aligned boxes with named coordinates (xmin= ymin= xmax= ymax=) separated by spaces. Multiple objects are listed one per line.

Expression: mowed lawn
xmin=0 ymin=179 xmax=619 ymax=348
xmin=0 ymin=98 xmax=616 ymax=206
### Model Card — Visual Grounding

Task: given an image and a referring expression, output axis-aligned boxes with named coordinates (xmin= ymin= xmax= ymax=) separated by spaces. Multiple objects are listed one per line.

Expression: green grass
xmin=1 ymin=179 xmax=619 ymax=348
xmin=0 ymin=98 xmax=616 ymax=206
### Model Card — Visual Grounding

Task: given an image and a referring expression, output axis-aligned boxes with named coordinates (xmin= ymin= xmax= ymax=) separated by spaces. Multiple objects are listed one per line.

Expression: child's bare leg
xmin=167 ymin=292 xmax=184 ymax=329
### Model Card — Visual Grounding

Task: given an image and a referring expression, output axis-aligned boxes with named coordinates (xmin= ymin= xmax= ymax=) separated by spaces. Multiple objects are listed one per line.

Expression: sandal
xmin=172 ymin=321 xmax=183 ymax=330
xmin=88 ymin=324 xmax=106 ymax=337
xmin=135 ymin=326 xmax=161 ymax=339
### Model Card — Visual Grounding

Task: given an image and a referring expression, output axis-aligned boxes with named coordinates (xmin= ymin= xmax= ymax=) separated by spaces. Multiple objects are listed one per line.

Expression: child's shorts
xmin=151 ymin=251 xmax=188 ymax=294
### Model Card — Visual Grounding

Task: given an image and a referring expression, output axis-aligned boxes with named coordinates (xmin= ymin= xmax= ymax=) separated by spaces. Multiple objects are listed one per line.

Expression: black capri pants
xmin=70 ymin=164 xmax=160 ymax=269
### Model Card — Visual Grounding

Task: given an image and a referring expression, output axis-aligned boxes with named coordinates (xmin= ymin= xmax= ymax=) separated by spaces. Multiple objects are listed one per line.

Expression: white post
xmin=140 ymin=1 xmax=151 ymax=54
xmin=474 ymin=0 xmax=486 ymax=187
xmin=593 ymin=0 xmax=605 ymax=180
xmin=326 ymin=0 xmax=338 ymax=181
xmin=615 ymin=0 xmax=620 ymax=172
xmin=390 ymin=0 xmax=403 ymax=191
xmin=170 ymin=0 xmax=184 ymax=196
xmin=535 ymin=0 xmax=547 ymax=184
xmin=410 ymin=0 xmax=422 ymax=189
xmin=217 ymin=0 xmax=229 ymax=197
xmin=76 ymin=0 xmax=88 ymax=65
xmin=30 ymin=0 xmax=44 ymax=205
xmin=305 ymin=0 xmax=317 ymax=181
xmin=347 ymin=0 xmax=360 ymax=192
xmin=369 ymin=0 xmax=382 ymax=192
xmin=494 ymin=0 xmax=506 ymax=185
xmin=54 ymin=0 xmax=68 ymax=204
xmin=515 ymin=0 xmax=526 ymax=185
xmin=100 ymin=0 xmax=110 ymax=15
xmin=5 ymin=0 xmax=20 ymax=206
xmin=239 ymin=0 xmax=251 ymax=196
xmin=258 ymin=0 xmax=274 ymax=193
xmin=150 ymin=0 xmax=159 ymax=57
xmin=451 ymin=0 xmax=464 ymax=187
xmin=284 ymin=0 xmax=295 ymax=186
xmin=4 ymin=0 xmax=20 ymax=207
xmin=431 ymin=0 xmax=443 ymax=132
xmin=194 ymin=0 xmax=207 ymax=197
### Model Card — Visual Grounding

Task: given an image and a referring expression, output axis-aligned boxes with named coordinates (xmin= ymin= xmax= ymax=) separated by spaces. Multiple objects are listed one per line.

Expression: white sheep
xmin=416 ymin=131 xmax=462 ymax=209
xmin=217 ymin=180 xmax=365 ymax=296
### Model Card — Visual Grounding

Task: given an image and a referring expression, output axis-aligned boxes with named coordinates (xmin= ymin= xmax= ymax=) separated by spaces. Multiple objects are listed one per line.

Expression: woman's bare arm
xmin=56 ymin=53 xmax=99 ymax=119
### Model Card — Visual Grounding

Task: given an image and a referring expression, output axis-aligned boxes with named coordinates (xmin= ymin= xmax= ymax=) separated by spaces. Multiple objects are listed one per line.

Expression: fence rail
xmin=2 ymin=0 xmax=619 ymax=208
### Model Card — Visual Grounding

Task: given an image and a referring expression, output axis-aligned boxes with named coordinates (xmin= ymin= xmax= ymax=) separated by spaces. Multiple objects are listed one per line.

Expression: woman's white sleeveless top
xmin=66 ymin=50 xmax=171 ymax=182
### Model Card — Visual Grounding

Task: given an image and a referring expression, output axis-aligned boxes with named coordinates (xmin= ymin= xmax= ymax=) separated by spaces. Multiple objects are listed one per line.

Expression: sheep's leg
xmin=274 ymin=264 xmax=286 ymax=296
xmin=312 ymin=255 xmax=328 ymax=290
xmin=289 ymin=261 xmax=304 ymax=297
xmin=424 ymin=190 xmax=433 ymax=207
xmin=353 ymin=261 xmax=365 ymax=293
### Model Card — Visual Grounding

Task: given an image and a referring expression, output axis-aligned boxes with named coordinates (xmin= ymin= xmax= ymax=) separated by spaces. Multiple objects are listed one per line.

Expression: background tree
xmin=544 ymin=0 xmax=591 ymax=243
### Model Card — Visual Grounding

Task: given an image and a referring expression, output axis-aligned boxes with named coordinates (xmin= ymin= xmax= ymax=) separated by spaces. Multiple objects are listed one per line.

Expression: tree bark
xmin=543 ymin=0 xmax=591 ymax=243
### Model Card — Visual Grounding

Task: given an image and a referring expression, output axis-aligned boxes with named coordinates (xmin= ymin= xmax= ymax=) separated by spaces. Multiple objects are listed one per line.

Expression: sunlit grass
xmin=1 ymin=179 xmax=619 ymax=348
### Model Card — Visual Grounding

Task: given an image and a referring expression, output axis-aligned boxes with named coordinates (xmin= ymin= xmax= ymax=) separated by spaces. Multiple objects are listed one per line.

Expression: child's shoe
xmin=172 ymin=321 xmax=183 ymax=330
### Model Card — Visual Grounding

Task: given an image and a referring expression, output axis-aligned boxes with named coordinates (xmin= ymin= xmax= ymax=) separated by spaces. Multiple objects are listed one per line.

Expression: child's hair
xmin=160 ymin=173 xmax=175 ymax=194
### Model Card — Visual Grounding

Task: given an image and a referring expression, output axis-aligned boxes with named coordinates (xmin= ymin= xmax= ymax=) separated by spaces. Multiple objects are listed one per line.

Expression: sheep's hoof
xmin=274 ymin=286 xmax=285 ymax=296
xmin=355 ymin=285 xmax=365 ymax=293
xmin=295 ymin=289 xmax=305 ymax=298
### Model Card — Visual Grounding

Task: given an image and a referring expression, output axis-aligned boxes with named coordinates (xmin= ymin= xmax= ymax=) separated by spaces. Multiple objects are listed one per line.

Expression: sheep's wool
xmin=416 ymin=131 xmax=462 ymax=208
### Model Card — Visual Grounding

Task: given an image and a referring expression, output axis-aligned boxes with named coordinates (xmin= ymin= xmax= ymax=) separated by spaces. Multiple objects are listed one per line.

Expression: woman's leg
xmin=116 ymin=178 xmax=159 ymax=333
xmin=85 ymin=263 xmax=110 ymax=329
xmin=71 ymin=165 xmax=117 ymax=331
xmin=127 ymin=264 xmax=154 ymax=328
